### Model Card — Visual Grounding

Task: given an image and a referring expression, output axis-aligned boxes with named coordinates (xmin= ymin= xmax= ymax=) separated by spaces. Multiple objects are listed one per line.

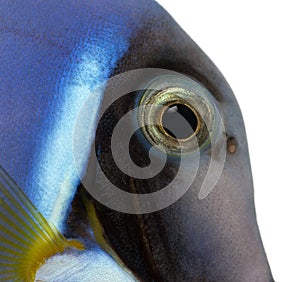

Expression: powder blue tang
xmin=0 ymin=0 xmax=274 ymax=281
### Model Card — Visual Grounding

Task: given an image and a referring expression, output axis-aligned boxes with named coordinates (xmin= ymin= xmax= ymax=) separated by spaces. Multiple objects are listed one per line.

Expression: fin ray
xmin=0 ymin=165 xmax=84 ymax=282
xmin=0 ymin=174 xmax=53 ymax=242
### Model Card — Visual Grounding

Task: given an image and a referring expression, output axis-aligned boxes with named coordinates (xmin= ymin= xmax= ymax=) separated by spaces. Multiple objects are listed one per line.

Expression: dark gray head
xmin=79 ymin=1 xmax=274 ymax=281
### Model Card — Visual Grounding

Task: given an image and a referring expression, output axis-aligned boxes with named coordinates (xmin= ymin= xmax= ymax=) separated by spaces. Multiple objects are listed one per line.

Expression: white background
xmin=157 ymin=1 xmax=300 ymax=281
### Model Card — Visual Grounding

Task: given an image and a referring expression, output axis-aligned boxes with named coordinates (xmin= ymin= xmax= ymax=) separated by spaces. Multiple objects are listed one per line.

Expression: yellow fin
xmin=0 ymin=166 xmax=84 ymax=282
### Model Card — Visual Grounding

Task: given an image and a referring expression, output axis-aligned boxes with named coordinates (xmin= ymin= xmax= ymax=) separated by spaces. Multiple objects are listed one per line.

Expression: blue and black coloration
xmin=0 ymin=1 xmax=274 ymax=281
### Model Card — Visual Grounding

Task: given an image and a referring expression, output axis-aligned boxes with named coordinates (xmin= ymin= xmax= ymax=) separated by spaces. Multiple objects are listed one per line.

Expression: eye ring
xmin=138 ymin=75 xmax=217 ymax=156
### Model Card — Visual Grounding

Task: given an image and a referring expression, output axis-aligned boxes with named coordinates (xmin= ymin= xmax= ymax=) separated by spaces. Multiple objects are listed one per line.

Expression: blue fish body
xmin=0 ymin=0 xmax=152 ymax=280
xmin=0 ymin=0 xmax=149 ymax=229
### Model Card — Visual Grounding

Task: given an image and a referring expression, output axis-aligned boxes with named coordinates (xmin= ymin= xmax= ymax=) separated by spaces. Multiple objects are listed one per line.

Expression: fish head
xmin=80 ymin=2 xmax=274 ymax=282
xmin=0 ymin=0 xmax=273 ymax=281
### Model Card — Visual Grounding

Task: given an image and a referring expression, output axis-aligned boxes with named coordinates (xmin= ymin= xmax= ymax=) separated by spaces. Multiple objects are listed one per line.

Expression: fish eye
xmin=161 ymin=102 xmax=199 ymax=140
xmin=138 ymin=75 xmax=217 ymax=155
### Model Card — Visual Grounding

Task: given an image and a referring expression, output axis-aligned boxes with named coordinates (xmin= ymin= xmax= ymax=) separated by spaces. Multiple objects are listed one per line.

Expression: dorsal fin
xmin=0 ymin=166 xmax=84 ymax=281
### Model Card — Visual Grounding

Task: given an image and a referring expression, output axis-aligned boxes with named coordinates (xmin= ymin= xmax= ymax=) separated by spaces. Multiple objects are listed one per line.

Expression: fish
xmin=0 ymin=0 xmax=274 ymax=281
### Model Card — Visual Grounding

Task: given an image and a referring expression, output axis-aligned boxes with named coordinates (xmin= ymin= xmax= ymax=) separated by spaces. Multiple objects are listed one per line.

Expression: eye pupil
xmin=162 ymin=103 xmax=198 ymax=140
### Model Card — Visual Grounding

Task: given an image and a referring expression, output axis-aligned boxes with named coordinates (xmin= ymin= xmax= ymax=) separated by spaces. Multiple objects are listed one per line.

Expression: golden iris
xmin=139 ymin=76 xmax=216 ymax=155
